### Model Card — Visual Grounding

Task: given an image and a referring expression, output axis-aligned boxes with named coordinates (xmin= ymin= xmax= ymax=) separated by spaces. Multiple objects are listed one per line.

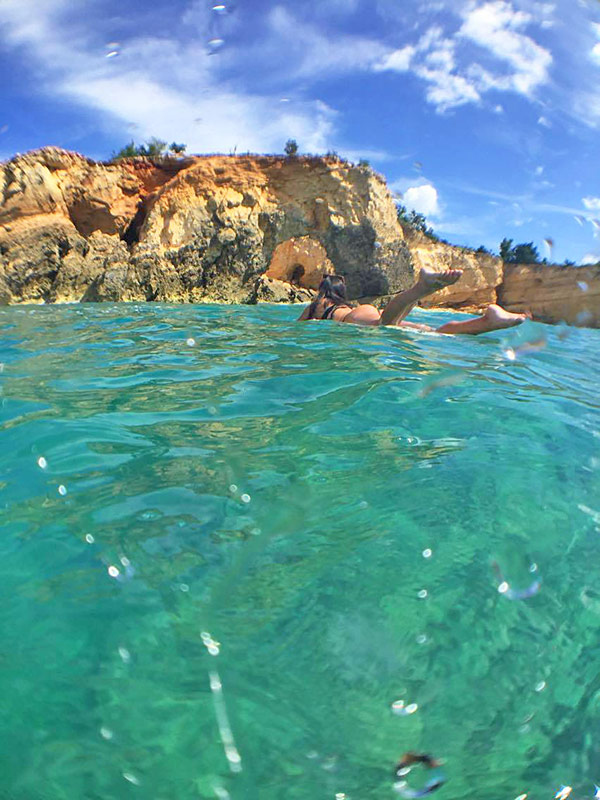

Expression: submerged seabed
xmin=1 ymin=303 xmax=599 ymax=800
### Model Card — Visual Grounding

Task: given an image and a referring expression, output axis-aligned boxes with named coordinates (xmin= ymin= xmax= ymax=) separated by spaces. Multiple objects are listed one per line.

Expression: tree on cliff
xmin=396 ymin=204 xmax=438 ymax=240
xmin=111 ymin=138 xmax=186 ymax=161
xmin=499 ymin=238 xmax=541 ymax=264
xmin=284 ymin=139 xmax=299 ymax=157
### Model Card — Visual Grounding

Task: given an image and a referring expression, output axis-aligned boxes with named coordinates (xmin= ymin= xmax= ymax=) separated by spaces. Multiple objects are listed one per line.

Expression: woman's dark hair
xmin=306 ymin=274 xmax=350 ymax=319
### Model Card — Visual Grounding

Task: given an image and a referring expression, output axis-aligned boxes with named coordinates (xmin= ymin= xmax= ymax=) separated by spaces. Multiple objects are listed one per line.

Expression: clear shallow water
xmin=1 ymin=303 xmax=599 ymax=800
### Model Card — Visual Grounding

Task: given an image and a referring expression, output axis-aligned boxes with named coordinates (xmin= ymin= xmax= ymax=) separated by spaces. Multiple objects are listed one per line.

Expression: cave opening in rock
xmin=122 ymin=203 xmax=147 ymax=247
xmin=290 ymin=264 xmax=305 ymax=286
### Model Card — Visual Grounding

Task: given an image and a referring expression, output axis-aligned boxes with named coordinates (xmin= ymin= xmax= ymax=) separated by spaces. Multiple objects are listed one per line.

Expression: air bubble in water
xmin=37 ymin=456 xmax=47 ymax=469
xmin=418 ymin=589 xmax=428 ymax=599
xmin=108 ymin=565 xmax=120 ymax=578
xmin=422 ymin=548 xmax=432 ymax=558
xmin=229 ymin=484 xmax=237 ymax=493
xmin=118 ymin=647 xmax=131 ymax=663
xmin=100 ymin=726 xmax=113 ymax=739
xmin=498 ymin=581 xmax=509 ymax=594
xmin=240 ymin=493 xmax=251 ymax=504
xmin=186 ymin=338 xmax=196 ymax=346
xmin=416 ymin=634 xmax=427 ymax=644
xmin=58 ymin=485 xmax=67 ymax=496
xmin=85 ymin=534 xmax=95 ymax=544
xmin=180 ymin=583 xmax=189 ymax=592
xmin=535 ymin=681 xmax=546 ymax=692
xmin=123 ymin=773 xmax=140 ymax=785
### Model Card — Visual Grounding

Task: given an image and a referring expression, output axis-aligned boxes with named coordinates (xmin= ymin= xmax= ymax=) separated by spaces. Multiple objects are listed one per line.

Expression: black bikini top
xmin=321 ymin=303 xmax=351 ymax=320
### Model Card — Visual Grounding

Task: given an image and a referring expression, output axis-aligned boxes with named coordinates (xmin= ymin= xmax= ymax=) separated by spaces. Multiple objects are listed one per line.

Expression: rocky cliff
xmin=399 ymin=224 xmax=503 ymax=310
xmin=0 ymin=148 xmax=414 ymax=306
xmin=1 ymin=148 xmax=598 ymax=328
xmin=498 ymin=262 xmax=600 ymax=327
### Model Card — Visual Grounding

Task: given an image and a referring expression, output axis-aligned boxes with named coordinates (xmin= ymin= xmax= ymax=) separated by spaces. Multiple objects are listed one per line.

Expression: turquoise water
xmin=1 ymin=303 xmax=599 ymax=800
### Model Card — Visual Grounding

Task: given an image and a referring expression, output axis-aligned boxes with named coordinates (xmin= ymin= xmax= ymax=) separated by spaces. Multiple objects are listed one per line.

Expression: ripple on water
xmin=0 ymin=303 xmax=599 ymax=799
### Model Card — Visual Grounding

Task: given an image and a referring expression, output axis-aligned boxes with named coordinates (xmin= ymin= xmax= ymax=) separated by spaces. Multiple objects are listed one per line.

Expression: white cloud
xmin=374 ymin=46 xmax=415 ymax=72
xmin=415 ymin=66 xmax=480 ymax=110
xmin=582 ymin=196 xmax=600 ymax=211
xmin=458 ymin=1 xmax=552 ymax=96
xmin=374 ymin=4 xmax=552 ymax=113
xmin=403 ymin=183 xmax=440 ymax=216
xmin=0 ymin=0 xmax=339 ymax=154
xmin=267 ymin=7 xmax=387 ymax=78
xmin=592 ymin=42 xmax=600 ymax=63
xmin=581 ymin=253 xmax=599 ymax=265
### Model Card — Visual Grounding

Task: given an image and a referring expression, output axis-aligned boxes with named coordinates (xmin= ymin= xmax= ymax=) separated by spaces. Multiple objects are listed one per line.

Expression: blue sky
xmin=1 ymin=0 xmax=600 ymax=263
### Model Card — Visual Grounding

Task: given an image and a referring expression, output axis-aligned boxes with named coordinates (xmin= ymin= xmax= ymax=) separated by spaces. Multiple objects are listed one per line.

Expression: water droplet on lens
xmin=392 ymin=700 xmax=418 ymax=715
xmin=577 ymin=281 xmax=589 ymax=292
xmin=422 ymin=548 xmax=432 ymax=558
xmin=108 ymin=565 xmax=120 ymax=578
xmin=554 ymin=786 xmax=572 ymax=800
xmin=58 ymin=485 xmax=67 ymax=496
xmin=37 ymin=456 xmax=47 ymax=469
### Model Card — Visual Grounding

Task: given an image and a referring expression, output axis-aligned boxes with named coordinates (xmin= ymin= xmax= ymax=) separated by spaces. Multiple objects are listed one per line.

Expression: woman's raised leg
xmin=379 ymin=267 xmax=463 ymax=327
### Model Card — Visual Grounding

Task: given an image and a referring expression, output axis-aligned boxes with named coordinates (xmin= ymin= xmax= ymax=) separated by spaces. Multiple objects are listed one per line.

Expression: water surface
xmin=1 ymin=303 xmax=599 ymax=799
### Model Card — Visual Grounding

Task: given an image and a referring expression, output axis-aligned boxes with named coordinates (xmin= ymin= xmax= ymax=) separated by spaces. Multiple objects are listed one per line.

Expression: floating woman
xmin=298 ymin=269 xmax=529 ymax=335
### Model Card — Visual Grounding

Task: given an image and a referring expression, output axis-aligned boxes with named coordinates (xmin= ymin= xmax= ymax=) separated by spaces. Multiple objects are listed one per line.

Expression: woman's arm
xmin=297 ymin=305 xmax=311 ymax=321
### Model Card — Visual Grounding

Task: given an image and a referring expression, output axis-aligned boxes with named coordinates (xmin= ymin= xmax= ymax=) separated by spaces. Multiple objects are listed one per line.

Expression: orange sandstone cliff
xmin=0 ymin=147 xmax=598 ymax=327
xmin=0 ymin=148 xmax=413 ymax=306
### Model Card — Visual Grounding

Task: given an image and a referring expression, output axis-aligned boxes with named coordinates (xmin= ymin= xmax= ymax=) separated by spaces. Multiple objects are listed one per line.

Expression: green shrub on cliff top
xmin=396 ymin=203 xmax=439 ymax=241
xmin=111 ymin=138 xmax=186 ymax=161
xmin=284 ymin=139 xmax=299 ymax=157
xmin=499 ymin=238 xmax=541 ymax=264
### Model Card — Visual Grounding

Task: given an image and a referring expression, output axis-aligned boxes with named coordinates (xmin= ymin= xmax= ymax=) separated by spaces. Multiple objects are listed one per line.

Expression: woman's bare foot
xmin=483 ymin=304 xmax=529 ymax=330
xmin=415 ymin=267 xmax=463 ymax=297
